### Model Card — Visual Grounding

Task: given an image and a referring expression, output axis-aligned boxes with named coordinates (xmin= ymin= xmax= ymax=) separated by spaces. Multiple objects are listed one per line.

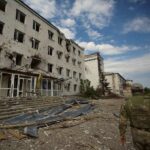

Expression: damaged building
xmin=0 ymin=0 xmax=85 ymax=97
xmin=84 ymin=53 xmax=105 ymax=90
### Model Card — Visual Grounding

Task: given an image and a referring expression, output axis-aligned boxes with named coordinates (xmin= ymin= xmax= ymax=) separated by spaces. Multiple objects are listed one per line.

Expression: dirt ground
xmin=0 ymin=98 xmax=135 ymax=150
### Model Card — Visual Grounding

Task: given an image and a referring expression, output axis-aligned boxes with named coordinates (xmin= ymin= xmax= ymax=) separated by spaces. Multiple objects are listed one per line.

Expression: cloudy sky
xmin=23 ymin=0 xmax=150 ymax=87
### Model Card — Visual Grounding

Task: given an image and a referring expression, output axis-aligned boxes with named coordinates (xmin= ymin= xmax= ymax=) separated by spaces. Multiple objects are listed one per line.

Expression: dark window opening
xmin=48 ymin=30 xmax=54 ymax=40
xmin=0 ymin=0 xmax=7 ymax=12
xmin=78 ymin=50 xmax=81 ymax=56
xmin=73 ymin=47 xmax=76 ymax=54
xmin=16 ymin=54 xmax=22 ymax=66
xmin=74 ymin=84 xmax=77 ymax=91
xmin=31 ymin=57 xmax=41 ymax=69
xmin=14 ymin=29 xmax=24 ymax=43
xmin=57 ymin=67 xmax=63 ymax=75
xmin=16 ymin=9 xmax=26 ymax=24
xmin=33 ymin=20 xmax=40 ymax=32
xmin=73 ymin=71 xmax=76 ymax=78
xmin=31 ymin=38 xmax=40 ymax=49
xmin=79 ymin=73 xmax=82 ymax=79
xmin=48 ymin=46 xmax=53 ymax=55
xmin=58 ymin=37 xmax=63 ymax=45
xmin=65 ymin=56 xmax=70 ymax=63
xmin=0 ymin=21 xmax=4 ymax=34
xmin=48 ymin=63 xmax=53 ymax=73
xmin=57 ymin=51 xmax=63 ymax=59
xmin=66 ymin=69 xmax=70 ymax=77
xmin=72 ymin=59 xmax=76 ymax=66
xmin=67 ymin=83 xmax=70 ymax=91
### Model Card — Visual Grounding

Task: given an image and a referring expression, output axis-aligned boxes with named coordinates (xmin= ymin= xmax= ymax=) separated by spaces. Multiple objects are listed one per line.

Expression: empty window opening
xmin=57 ymin=51 xmax=63 ymax=59
xmin=48 ymin=63 xmax=53 ymax=73
xmin=16 ymin=54 xmax=22 ymax=66
xmin=72 ymin=59 xmax=76 ymax=66
xmin=14 ymin=29 xmax=24 ymax=43
xmin=0 ymin=0 xmax=7 ymax=12
xmin=73 ymin=47 xmax=76 ymax=54
xmin=31 ymin=38 xmax=40 ymax=49
xmin=73 ymin=71 xmax=76 ymax=78
xmin=58 ymin=37 xmax=63 ymax=45
xmin=0 ymin=21 xmax=4 ymax=34
xmin=33 ymin=20 xmax=40 ymax=32
xmin=57 ymin=67 xmax=63 ymax=75
xmin=65 ymin=55 xmax=70 ymax=63
xmin=48 ymin=46 xmax=53 ymax=55
xmin=66 ymin=40 xmax=71 ymax=52
xmin=74 ymin=84 xmax=77 ymax=91
xmin=48 ymin=30 xmax=54 ymax=40
xmin=16 ymin=9 xmax=26 ymax=24
xmin=78 ymin=61 xmax=81 ymax=67
xmin=66 ymin=69 xmax=70 ymax=77
xmin=66 ymin=83 xmax=70 ymax=92
xmin=31 ymin=57 xmax=41 ymax=69
xmin=79 ymin=73 xmax=82 ymax=79
xmin=78 ymin=50 xmax=81 ymax=56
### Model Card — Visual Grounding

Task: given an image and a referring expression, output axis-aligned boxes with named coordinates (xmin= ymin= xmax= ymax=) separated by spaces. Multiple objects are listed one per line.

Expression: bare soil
xmin=0 ymin=98 xmax=135 ymax=150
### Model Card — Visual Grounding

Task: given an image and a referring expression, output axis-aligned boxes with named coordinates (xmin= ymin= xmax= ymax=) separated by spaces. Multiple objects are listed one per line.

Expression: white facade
xmin=0 ymin=0 xmax=85 ymax=97
xmin=105 ymin=73 xmax=126 ymax=96
xmin=84 ymin=53 xmax=104 ymax=89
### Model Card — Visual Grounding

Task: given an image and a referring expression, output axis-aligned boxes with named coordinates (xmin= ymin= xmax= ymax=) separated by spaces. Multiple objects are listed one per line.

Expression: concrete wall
xmin=105 ymin=73 xmax=126 ymax=96
xmin=0 ymin=0 xmax=85 ymax=96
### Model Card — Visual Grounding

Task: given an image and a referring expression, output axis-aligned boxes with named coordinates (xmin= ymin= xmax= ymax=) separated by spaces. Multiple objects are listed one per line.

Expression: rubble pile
xmin=0 ymin=97 xmax=94 ymax=139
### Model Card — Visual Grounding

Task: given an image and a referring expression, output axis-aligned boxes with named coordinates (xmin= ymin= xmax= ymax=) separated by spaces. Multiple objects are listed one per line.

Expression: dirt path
xmin=0 ymin=98 xmax=135 ymax=150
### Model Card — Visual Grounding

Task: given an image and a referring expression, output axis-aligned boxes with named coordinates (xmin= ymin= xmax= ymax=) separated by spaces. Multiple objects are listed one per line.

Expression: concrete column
xmin=51 ymin=80 xmax=53 ymax=96
xmin=10 ymin=74 xmax=15 ymax=98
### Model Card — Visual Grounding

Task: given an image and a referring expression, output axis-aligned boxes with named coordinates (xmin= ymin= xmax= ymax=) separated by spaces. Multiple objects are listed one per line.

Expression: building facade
xmin=105 ymin=72 xmax=126 ymax=96
xmin=0 ymin=0 xmax=85 ymax=97
xmin=84 ymin=52 xmax=104 ymax=89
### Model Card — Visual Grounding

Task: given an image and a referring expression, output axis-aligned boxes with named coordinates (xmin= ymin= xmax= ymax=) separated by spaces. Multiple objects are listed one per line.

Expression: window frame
xmin=0 ymin=21 xmax=4 ymax=34
xmin=33 ymin=20 xmax=40 ymax=32
xmin=14 ymin=29 xmax=25 ymax=43
xmin=16 ymin=9 xmax=26 ymax=24
xmin=48 ymin=46 xmax=54 ymax=56
xmin=48 ymin=63 xmax=53 ymax=73
xmin=0 ymin=0 xmax=7 ymax=12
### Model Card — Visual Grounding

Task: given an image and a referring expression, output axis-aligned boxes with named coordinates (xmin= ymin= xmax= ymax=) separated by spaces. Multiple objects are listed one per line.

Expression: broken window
xmin=65 ymin=55 xmax=70 ymax=63
xmin=31 ymin=57 xmax=41 ymax=69
xmin=16 ymin=9 xmax=26 ymax=24
xmin=72 ymin=58 xmax=76 ymax=66
xmin=48 ymin=46 xmax=53 ymax=56
xmin=73 ymin=71 xmax=76 ymax=78
xmin=66 ymin=69 xmax=70 ymax=77
xmin=16 ymin=54 xmax=22 ymax=66
xmin=78 ymin=50 xmax=81 ymax=56
xmin=66 ymin=40 xmax=71 ymax=52
xmin=0 ymin=0 xmax=7 ymax=12
xmin=66 ymin=83 xmax=70 ymax=91
xmin=0 ymin=21 xmax=4 ymax=34
xmin=58 ymin=37 xmax=63 ymax=45
xmin=57 ymin=51 xmax=63 ymax=59
xmin=78 ymin=61 xmax=81 ymax=67
xmin=33 ymin=20 xmax=40 ymax=32
xmin=74 ymin=84 xmax=77 ymax=91
xmin=48 ymin=30 xmax=54 ymax=40
xmin=79 ymin=73 xmax=82 ymax=79
xmin=57 ymin=67 xmax=63 ymax=75
xmin=73 ymin=47 xmax=76 ymax=54
xmin=48 ymin=63 xmax=53 ymax=73
xmin=31 ymin=38 xmax=40 ymax=49
xmin=14 ymin=29 xmax=24 ymax=43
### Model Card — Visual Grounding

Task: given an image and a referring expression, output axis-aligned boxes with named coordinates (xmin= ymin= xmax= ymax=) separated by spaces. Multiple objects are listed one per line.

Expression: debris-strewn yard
xmin=0 ymin=97 xmax=135 ymax=150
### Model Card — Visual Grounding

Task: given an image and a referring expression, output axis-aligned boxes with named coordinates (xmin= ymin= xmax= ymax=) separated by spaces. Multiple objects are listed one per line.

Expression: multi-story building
xmin=104 ymin=72 xmax=126 ymax=96
xmin=84 ymin=52 xmax=104 ymax=90
xmin=0 ymin=0 xmax=85 ymax=97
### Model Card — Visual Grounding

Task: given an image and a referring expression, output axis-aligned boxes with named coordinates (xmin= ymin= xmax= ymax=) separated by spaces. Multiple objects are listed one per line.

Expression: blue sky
xmin=23 ymin=0 xmax=150 ymax=87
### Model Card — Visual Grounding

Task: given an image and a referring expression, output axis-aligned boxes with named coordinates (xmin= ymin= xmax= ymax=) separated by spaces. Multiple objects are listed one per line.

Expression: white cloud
xmin=58 ymin=27 xmax=75 ymax=39
xmin=60 ymin=19 xmax=75 ymax=27
xmin=104 ymin=53 xmax=150 ymax=87
xmin=86 ymin=29 xmax=103 ymax=39
xmin=23 ymin=0 xmax=56 ymax=19
xmin=77 ymin=41 xmax=139 ymax=55
xmin=105 ymin=54 xmax=150 ymax=73
xmin=123 ymin=17 xmax=150 ymax=33
xmin=71 ymin=0 xmax=115 ymax=28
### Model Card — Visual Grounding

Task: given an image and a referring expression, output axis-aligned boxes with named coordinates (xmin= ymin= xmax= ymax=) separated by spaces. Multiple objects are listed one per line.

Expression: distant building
xmin=0 ymin=0 xmax=85 ymax=97
xmin=105 ymin=72 xmax=126 ymax=96
xmin=84 ymin=52 xmax=104 ymax=90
